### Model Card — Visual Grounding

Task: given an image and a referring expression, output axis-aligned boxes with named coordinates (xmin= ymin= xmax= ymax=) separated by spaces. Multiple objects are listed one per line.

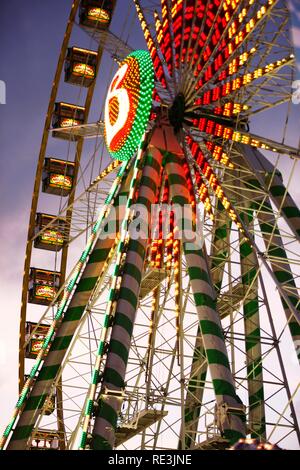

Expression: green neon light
xmin=105 ymin=50 xmax=154 ymax=161
xmin=0 ymin=162 xmax=128 ymax=450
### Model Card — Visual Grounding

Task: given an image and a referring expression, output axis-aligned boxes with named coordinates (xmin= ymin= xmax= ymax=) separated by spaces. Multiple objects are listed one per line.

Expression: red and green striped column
xmin=165 ymin=148 xmax=246 ymax=445
xmin=265 ymin=170 xmax=300 ymax=240
xmin=239 ymin=210 xmax=266 ymax=439
xmin=6 ymin=165 xmax=131 ymax=450
xmin=254 ymin=197 xmax=300 ymax=363
xmin=182 ymin=203 xmax=232 ymax=448
xmin=91 ymin=146 xmax=163 ymax=450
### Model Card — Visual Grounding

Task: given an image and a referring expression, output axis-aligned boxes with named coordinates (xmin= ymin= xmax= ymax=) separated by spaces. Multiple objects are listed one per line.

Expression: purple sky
xmin=0 ymin=0 xmax=299 ymax=448
xmin=0 ymin=0 xmax=143 ymax=432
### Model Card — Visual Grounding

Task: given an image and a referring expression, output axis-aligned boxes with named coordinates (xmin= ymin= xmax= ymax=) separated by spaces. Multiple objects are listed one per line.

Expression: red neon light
xmin=136 ymin=2 xmax=167 ymax=88
xmin=171 ymin=0 xmax=184 ymax=67
xmin=191 ymin=0 xmax=240 ymax=78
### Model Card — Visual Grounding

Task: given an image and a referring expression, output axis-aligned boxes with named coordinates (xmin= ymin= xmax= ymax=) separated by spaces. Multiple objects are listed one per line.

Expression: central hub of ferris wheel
xmin=168 ymin=93 xmax=186 ymax=134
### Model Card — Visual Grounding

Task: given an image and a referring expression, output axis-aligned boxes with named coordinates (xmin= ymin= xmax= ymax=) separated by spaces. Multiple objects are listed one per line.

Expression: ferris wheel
xmin=1 ymin=0 xmax=300 ymax=451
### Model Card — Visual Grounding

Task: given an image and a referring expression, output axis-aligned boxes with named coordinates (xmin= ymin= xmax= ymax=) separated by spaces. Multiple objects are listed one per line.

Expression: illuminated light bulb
xmin=104 ymin=50 xmax=154 ymax=161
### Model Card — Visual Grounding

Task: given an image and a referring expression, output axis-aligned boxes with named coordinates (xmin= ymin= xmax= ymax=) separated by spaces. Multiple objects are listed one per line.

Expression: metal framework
xmin=1 ymin=0 xmax=299 ymax=452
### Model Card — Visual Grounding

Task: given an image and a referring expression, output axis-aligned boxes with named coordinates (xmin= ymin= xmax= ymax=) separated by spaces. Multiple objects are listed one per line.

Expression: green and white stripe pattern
xmin=79 ymin=140 xmax=148 ymax=449
xmin=183 ymin=203 xmax=231 ymax=448
xmin=165 ymin=150 xmax=246 ymax=446
xmin=265 ymin=170 xmax=300 ymax=240
xmin=211 ymin=203 xmax=232 ymax=291
xmin=182 ymin=335 xmax=207 ymax=449
xmin=254 ymin=197 xmax=300 ymax=363
xmin=239 ymin=145 xmax=300 ymax=241
xmin=239 ymin=210 xmax=266 ymax=439
xmin=91 ymin=146 xmax=163 ymax=450
xmin=5 ymin=162 xmax=130 ymax=450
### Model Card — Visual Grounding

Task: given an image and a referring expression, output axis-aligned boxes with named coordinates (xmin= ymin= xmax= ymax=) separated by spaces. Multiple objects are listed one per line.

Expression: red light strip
xmin=154 ymin=13 xmax=164 ymax=59
xmin=152 ymin=87 xmax=161 ymax=103
xmin=217 ymin=47 xmax=257 ymax=81
xmin=148 ymin=173 xmax=173 ymax=277
xmin=180 ymin=0 xmax=198 ymax=65
xmin=193 ymin=0 xmax=225 ymax=69
xmin=150 ymin=170 xmax=163 ymax=267
xmin=182 ymin=161 xmax=197 ymax=224
xmin=165 ymin=173 xmax=175 ymax=276
xmin=186 ymin=136 xmax=214 ymax=219
xmin=154 ymin=175 xmax=170 ymax=268
xmin=194 ymin=95 xmax=249 ymax=118
xmin=185 ymin=0 xmax=207 ymax=65
xmin=193 ymin=164 xmax=214 ymax=220
xmin=134 ymin=0 xmax=167 ymax=88
xmin=195 ymin=0 xmax=275 ymax=90
xmin=171 ymin=0 xmax=184 ymax=68
xmin=191 ymin=0 xmax=241 ymax=78
xmin=150 ymin=241 xmax=158 ymax=266
xmin=204 ymin=140 xmax=234 ymax=169
xmin=214 ymin=102 xmax=249 ymax=118
xmin=154 ymin=213 xmax=163 ymax=268
xmin=166 ymin=210 xmax=175 ymax=272
xmin=160 ymin=0 xmax=175 ymax=75
xmin=150 ymin=88 xmax=160 ymax=121
xmin=150 ymin=169 xmax=166 ymax=268
xmin=198 ymin=54 xmax=293 ymax=102
xmin=187 ymin=136 xmax=246 ymax=235
xmin=193 ymin=114 xmax=282 ymax=153
xmin=154 ymin=11 xmax=172 ymax=77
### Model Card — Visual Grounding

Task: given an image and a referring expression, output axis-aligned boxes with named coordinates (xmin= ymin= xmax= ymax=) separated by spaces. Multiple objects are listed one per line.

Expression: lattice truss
xmin=2 ymin=0 xmax=300 ymax=452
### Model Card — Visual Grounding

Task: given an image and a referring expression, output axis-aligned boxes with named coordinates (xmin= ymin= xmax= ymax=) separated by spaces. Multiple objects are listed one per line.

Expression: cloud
xmin=0 ymin=211 xmax=28 ymax=280
xmin=291 ymin=26 xmax=300 ymax=48
xmin=288 ymin=0 xmax=300 ymax=24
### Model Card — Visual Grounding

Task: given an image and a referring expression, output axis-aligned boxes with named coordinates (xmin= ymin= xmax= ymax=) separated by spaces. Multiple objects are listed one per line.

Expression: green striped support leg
xmin=239 ymin=210 xmax=266 ymax=439
xmin=182 ymin=202 xmax=231 ymax=449
xmin=238 ymin=145 xmax=300 ymax=241
xmin=211 ymin=202 xmax=232 ymax=292
xmin=91 ymin=146 xmax=163 ymax=450
xmin=181 ymin=334 xmax=207 ymax=449
xmin=254 ymin=197 xmax=300 ymax=363
xmin=165 ymin=148 xmax=246 ymax=446
xmin=79 ymin=139 xmax=148 ymax=449
xmin=6 ymin=164 xmax=131 ymax=450
xmin=265 ymin=170 xmax=300 ymax=240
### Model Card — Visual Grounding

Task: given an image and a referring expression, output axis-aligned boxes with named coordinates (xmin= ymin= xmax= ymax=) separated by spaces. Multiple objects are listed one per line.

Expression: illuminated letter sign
xmin=104 ymin=50 xmax=154 ymax=161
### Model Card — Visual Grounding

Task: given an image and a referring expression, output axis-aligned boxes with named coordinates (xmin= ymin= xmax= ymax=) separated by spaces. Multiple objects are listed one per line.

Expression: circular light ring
xmin=104 ymin=50 xmax=154 ymax=161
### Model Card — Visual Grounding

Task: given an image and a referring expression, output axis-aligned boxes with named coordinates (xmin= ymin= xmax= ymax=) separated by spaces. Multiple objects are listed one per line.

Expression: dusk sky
xmin=0 ymin=0 xmax=145 ymax=431
xmin=0 ymin=0 xmax=299 ymax=448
